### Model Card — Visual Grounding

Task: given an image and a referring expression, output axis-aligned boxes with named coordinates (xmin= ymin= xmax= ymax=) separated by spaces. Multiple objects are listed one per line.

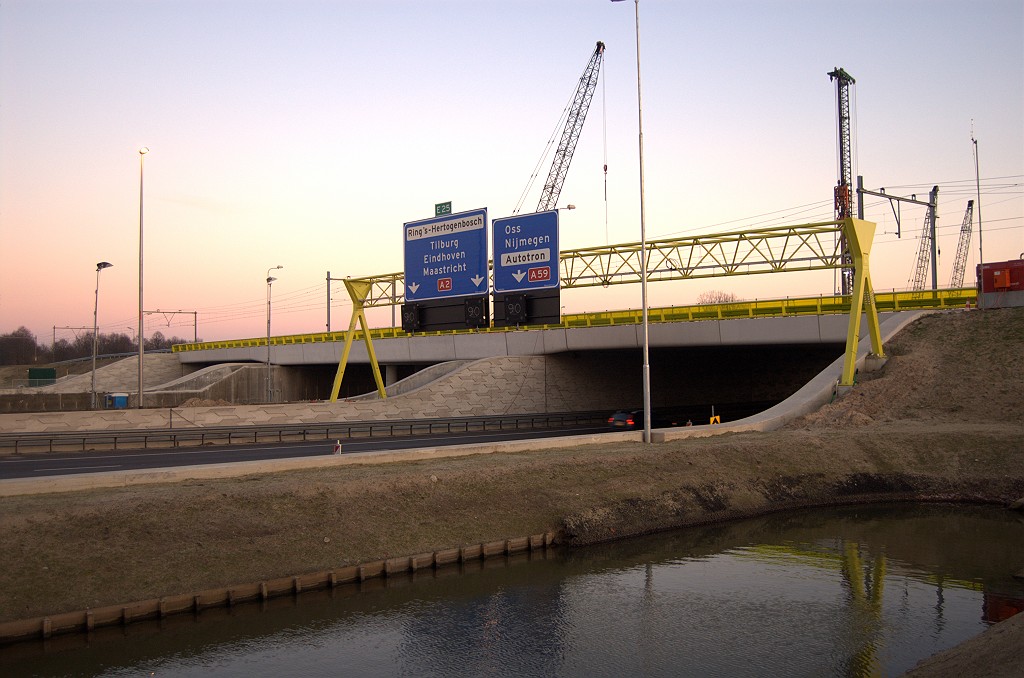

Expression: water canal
xmin=4 ymin=503 xmax=1023 ymax=677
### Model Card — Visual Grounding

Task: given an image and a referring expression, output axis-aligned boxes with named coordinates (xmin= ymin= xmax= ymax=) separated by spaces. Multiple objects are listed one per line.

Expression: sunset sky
xmin=2 ymin=0 xmax=1021 ymax=345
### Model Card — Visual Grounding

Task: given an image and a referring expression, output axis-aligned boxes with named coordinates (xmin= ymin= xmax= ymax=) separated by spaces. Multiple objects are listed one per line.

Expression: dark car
xmin=607 ymin=409 xmax=679 ymax=430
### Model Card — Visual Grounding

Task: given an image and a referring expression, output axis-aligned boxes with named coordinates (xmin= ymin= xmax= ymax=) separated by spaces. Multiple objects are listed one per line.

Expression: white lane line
xmin=33 ymin=465 xmax=123 ymax=472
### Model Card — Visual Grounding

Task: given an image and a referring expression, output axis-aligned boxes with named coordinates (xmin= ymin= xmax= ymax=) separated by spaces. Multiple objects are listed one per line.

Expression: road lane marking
xmin=33 ymin=465 xmax=122 ymax=472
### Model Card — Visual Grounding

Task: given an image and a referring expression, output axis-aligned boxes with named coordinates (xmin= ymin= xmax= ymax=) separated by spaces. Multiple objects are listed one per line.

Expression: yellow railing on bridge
xmin=172 ymin=287 xmax=977 ymax=353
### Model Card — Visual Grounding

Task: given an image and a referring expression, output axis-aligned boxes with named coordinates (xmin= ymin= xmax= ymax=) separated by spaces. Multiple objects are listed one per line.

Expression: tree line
xmin=0 ymin=327 xmax=194 ymax=365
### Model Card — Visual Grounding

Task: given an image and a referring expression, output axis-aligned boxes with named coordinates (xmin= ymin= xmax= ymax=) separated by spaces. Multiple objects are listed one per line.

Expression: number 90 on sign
xmin=504 ymin=293 xmax=527 ymax=324
xmin=464 ymin=296 xmax=488 ymax=328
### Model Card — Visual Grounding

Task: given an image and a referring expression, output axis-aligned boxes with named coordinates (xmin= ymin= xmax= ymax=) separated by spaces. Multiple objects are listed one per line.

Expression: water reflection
xmin=3 ymin=503 xmax=1022 ymax=677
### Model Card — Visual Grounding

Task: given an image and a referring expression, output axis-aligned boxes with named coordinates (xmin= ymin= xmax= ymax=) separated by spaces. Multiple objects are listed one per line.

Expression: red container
xmin=977 ymin=259 xmax=1024 ymax=293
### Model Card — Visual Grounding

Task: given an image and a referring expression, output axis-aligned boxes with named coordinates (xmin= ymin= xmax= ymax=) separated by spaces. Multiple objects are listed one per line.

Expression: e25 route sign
xmin=403 ymin=208 xmax=488 ymax=302
xmin=492 ymin=210 xmax=559 ymax=293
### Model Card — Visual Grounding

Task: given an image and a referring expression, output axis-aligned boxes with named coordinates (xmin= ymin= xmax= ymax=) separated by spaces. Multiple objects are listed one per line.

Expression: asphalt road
xmin=0 ymin=424 xmax=614 ymax=480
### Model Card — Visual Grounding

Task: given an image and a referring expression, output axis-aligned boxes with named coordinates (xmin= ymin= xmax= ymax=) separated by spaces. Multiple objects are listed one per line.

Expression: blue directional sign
xmin=492 ymin=210 xmax=559 ymax=293
xmin=404 ymin=208 xmax=488 ymax=302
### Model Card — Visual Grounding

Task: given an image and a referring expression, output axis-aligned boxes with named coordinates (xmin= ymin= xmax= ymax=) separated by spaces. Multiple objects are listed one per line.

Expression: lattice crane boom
xmin=536 ymin=41 xmax=605 ymax=212
xmin=828 ymin=67 xmax=856 ymax=218
xmin=907 ymin=185 xmax=940 ymax=292
xmin=828 ymin=67 xmax=856 ymax=294
xmin=909 ymin=203 xmax=936 ymax=291
xmin=949 ymin=200 xmax=974 ymax=288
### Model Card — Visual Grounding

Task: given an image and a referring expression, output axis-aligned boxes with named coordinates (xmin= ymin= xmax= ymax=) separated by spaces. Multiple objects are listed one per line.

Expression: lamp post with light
xmin=266 ymin=265 xmax=283 ymax=403
xmin=137 ymin=146 xmax=149 ymax=408
xmin=91 ymin=261 xmax=113 ymax=409
xmin=971 ymin=126 xmax=983 ymax=267
xmin=612 ymin=0 xmax=652 ymax=442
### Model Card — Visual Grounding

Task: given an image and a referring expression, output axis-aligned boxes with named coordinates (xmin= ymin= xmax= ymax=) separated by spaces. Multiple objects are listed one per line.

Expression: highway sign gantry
xmin=403 ymin=208 xmax=488 ymax=302
xmin=492 ymin=210 xmax=560 ymax=293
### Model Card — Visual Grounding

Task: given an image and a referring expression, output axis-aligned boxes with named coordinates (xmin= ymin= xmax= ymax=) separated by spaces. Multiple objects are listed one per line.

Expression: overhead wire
xmin=650 ymin=175 xmax=1020 ymax=263
xmin=602 ymin=48 xmax=610 ymax=245
xmin=70 ymin=172 xmax=1020 ymax=342
xmin=512 ymin=82 xmax=576 ymax=215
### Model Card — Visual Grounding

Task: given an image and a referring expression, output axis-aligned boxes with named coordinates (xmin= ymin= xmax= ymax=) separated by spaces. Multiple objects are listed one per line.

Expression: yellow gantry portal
xmin=343 ymin=220 xmax=864 ymax=306
xmin=328 ymin=279 xmax=387 ymax=402
xmin=325 ymin=218 xmax=884 ymax=394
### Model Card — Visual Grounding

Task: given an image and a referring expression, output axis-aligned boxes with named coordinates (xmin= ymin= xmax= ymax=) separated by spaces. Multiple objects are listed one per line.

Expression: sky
xmin=1 ymin=0 xmax=1021 ymax=346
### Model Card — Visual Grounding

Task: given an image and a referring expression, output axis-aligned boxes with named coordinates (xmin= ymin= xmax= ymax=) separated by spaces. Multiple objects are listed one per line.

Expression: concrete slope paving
xmin=0 ymin=355 xmax=563 ymax=432
xmin=17 ymin=353 xmax=187 ymax=394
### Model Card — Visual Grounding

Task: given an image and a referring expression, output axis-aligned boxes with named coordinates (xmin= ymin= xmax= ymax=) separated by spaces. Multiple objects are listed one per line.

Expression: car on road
xmin=607 ymin=409 xmax=679 ymax=430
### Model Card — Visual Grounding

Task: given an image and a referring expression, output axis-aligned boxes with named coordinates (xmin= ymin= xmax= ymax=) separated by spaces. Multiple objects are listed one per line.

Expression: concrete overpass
xmin=0 ymin=289 xmax=972 ymax=417
xmin=169 ymin=214 xmax=976 ymax=405
xmin=161 ymin=290 xmax=973 ymax=408
xmin=0 ymin=307 xmax=935 ymax=443
xmin=176 ymin=289 xmax=975 ymax=367
xmin=183 ymin=306 xmax=877 ymax=368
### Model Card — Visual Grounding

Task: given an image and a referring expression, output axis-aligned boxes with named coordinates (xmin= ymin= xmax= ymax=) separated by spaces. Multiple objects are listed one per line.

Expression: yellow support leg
xmin=329 ymin=279 xmax=387 ymax=402
xmin=841 ymin=218 xmax=885 ymax=386
xmin=862 ymin=276 xmax=884 ymax=358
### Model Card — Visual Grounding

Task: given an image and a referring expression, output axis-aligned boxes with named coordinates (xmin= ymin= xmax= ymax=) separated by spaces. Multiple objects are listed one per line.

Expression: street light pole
xmin=613 ymin=0 xmax=652 ymax=442
xmin=137 ymin=147 xmax=149 ymax=409
xmin=971 ymin=124 xmax=983 ymax=267
xmin=91 ymin=261 xmax=113 ymax=409
xmin=266 ymin=265 xmax=283 ymax=403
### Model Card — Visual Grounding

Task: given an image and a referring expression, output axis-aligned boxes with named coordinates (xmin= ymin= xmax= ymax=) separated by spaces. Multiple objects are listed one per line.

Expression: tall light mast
xmin=828 ymin=67 xmax=856 ymax=294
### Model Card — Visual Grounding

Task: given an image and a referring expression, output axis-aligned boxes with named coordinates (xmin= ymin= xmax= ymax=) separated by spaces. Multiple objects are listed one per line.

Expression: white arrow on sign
xmin=512 ymin=270 xmax=526 ymax=283
xmin=471 ymin=275 xmax=485 ymax=287
xmin=408 ymin=282 xmax=420 ymax=294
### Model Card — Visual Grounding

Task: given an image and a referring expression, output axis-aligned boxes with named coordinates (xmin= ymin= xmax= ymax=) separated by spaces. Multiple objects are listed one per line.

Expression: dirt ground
xmin=0 ymin=308 xmax=1022 ymax=671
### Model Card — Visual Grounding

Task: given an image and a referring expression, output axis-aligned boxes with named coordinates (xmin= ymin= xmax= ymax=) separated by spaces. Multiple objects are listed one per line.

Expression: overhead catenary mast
xmin=828 ymin=67 xmax=856 ymax=294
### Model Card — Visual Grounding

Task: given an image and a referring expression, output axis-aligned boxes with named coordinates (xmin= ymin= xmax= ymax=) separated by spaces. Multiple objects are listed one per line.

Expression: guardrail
xmin=171 ymin=288 xmax=978 ymax=352
xmin=0 ymin=411 xmax=611 ymax=454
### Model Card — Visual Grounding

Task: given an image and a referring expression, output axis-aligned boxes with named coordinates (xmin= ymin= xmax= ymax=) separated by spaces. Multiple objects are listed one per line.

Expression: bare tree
xmin=0 ymin=327 xmax=39 ymax=364
xmin=51 ymin=338 xmax=73 ymax=362
xmin=0 ymin=327 xmax=191 ymax=366
xmin=696 ymin=290 xmax=740 ymax=305
xmin=100 ymin=332 xmax=134 ymax=355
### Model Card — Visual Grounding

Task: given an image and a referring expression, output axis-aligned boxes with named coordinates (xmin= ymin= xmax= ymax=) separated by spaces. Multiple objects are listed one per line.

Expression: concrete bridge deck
xmin=0 ymin=311 xmax=929 ymax=439
xmin=173 ymin=290 xmax=975 ymax=367
xmin=180 ymin=311 xmax=873 ymax=367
